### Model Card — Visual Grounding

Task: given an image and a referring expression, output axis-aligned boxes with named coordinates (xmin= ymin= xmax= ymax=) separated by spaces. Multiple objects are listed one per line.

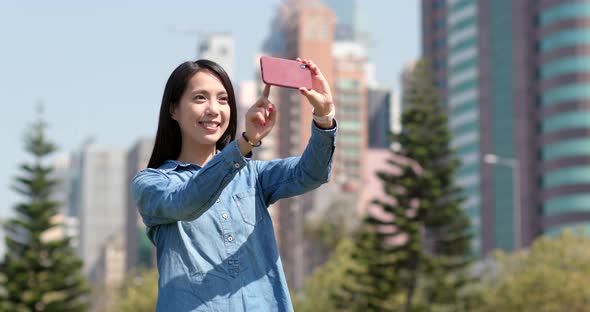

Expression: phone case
xmin=260 ymin=56 xmax=313 ymax=90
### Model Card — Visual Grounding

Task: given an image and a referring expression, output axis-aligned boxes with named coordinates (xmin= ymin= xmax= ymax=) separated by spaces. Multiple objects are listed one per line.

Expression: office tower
xmin=401 ymin=60 xmax=419 ymax=109
xmin=262 ymin=0 xmax=335 ymax=290
xmin=422 ymin=0 xmax=590 ymax=256
xmin=52 ymin=153 xmax=71 ymax=216
xmin=91 ymin=233 xmax=126 ymax=312
xmin=50 ymin=153 xmax=79 ymax=246
xmin=125 ymin=137 xmax=154 ymax=273
xmin=95 ymin=233 xmax=126 ymax=288
xmin=323 ymin=0 xmax=369 ymax=44
xmin=536 ymin=1 xmax=590 ymax=238
xmin=333 ymin=40 xmax=368 ymax=193
xmin=422 ymin=0 xmax=449 ymax=103
xmin=72 ymin=143 xmax=126 ymax=280
xmin=391 ymin=90 xmax=402 ymax=135
xmin=365 ymin=62 xmax=379 ymax=89
xmin=198 ymin=33 xmax=235 ymax=78
xmin=367 ymin=87 xmax=392 ymax=149
xmin=399 ymin=60 xmax=418 ymax=139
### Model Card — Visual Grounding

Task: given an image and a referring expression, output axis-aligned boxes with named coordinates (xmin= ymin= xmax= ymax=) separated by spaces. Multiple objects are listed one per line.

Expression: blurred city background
xmin=2 ymin=0 xmax=590 ymax=311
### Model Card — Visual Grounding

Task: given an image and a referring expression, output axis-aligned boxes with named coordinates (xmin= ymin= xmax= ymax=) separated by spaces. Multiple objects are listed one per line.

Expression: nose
xmin=205 ymin=100 xmax=221 ymax=116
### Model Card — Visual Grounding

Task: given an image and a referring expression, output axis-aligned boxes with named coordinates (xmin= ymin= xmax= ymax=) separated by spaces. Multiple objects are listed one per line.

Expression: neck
xmin=176 ymin=142 xmax=217 ymax=167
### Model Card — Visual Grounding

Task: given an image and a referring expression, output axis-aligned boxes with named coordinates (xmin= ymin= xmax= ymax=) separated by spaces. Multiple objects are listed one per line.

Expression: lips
xmin=198 ymin=121 xmax=221 ymax=132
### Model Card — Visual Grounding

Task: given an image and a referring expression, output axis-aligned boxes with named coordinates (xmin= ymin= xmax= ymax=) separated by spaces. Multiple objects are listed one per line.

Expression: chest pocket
xmin=233 ymin=188 xmax=266 ymax=226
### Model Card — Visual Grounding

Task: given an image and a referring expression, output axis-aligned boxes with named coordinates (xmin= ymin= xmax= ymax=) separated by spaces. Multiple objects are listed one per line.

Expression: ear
xmin=169 ymin=103 xmax=178 ymax=121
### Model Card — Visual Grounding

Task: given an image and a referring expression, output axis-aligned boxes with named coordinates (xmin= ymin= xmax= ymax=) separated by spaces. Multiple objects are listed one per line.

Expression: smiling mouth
xmin=198 ymin=121 xmax=221 ymax=131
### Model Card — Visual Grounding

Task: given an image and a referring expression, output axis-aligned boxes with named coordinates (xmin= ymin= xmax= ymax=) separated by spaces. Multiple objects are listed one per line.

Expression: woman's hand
xmin=297 ymin=58 xmax=334 ymax=124
xmin=239 ymin=84 xmax=276 ymax=154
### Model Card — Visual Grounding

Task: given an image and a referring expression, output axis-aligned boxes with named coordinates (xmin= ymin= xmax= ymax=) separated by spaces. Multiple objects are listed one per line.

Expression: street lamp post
xmin=483 ymin=153 xmax=521 ymax=250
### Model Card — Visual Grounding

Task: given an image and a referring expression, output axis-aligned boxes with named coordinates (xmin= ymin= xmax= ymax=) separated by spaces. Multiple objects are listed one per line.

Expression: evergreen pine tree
xmin=367 ymin=153 xmax=425 ymax=312
xmin=332 ymin=227 xmax=381 ymax=311
xmin=335 ymin=59 xmax=473 ymax=312
xmin=402 ymin=59 xmax=473 ymax=309
xmin=0 ymin=111 xmax=90 ymax=311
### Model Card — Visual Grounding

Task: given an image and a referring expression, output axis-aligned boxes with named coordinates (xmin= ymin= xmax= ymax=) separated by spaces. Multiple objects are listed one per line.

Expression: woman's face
xmin=171 ymin=69 xmax=231 ymax=149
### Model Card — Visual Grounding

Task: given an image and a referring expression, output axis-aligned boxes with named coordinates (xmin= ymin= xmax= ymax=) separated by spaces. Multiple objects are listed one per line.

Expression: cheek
xmin=174 ymin=103 xmax=193 ymax=122
xmin=222 ymin=106 xmax=232 ymax=125
xmin=181 ymin=106 xmax=202 ymax=123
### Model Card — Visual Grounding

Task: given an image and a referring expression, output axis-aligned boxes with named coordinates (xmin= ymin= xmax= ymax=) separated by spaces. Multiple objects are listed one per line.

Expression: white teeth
xmin=201 ymin=122 xmax=219 ymax=128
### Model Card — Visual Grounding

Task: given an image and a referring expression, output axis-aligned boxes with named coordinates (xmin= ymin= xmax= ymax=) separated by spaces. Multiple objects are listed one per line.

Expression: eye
xmin=193 ymin=94 xmax=206 ymax=102
xmin=218 ymin=96 xmax=229 ymax=104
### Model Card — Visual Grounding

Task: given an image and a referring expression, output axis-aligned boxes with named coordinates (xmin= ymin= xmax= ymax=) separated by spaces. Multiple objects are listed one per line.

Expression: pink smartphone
xmin=260 ymin=56 xmax=313 ymax=90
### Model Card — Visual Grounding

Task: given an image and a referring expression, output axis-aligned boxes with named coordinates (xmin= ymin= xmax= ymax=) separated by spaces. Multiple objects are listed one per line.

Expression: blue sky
xmin=0 ymin=1 xmax=419 ymax=217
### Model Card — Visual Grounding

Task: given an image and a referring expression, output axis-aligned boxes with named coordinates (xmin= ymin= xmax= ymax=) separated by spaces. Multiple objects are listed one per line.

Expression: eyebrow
xmin=191 ymin=89 xmax=228 ymax=96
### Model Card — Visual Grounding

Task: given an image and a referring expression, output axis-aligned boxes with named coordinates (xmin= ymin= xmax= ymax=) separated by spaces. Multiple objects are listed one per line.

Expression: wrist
xmin=314 ymin=119 xmax=334 ymax=129
xmin=312 ymin=104 xmax=335 ymax=126
xmin=313 ymin=104 xmax=334 ymax=117
xmin=242 ymin=132 xmax=261 ymax=147
xmin=237 ymin=136 xmax=253 ymax=156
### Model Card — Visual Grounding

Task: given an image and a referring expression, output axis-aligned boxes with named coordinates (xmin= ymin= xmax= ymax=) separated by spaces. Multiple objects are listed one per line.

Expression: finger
xmin=248 ymin=110 xmax=267 ymax=127
xmin=255 ymin=111 xmax=267 ymax=127
xmin=253 ymin=97 xmax=271 ymax=109
xmin=299 ymin=57 xmax=312 ymax=64
xmin=253 ymin=105 xmax=267 ymax=117
xmin=267 ymin=103 xmax=277 ymax=125
xmin=262 ymin=84 xmax=271 ymax=98
xmin=267 ymin=102 xmax=275 ymax=113
xmin=303 ymin=60 xmax=319 ymax=75
xmin=309 ymin=63 xmax=320 ymax=75
xmin=299 ymin=58 xmax=319 ymax=75
xmin=299 ymin=87 xmax=318 ymax=102
xmin=257 ymin=106 xmax=267 ymax=117
xmin=296 ymin=57 xmax=302 ymax=62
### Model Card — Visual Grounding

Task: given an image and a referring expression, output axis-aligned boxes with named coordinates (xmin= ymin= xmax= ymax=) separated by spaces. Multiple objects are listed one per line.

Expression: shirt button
xmin=234 ymin=163 xmax=240 ymax=169
xmin=222 ymin=213 xmax=228 ymax=219
xmin=216 ymin=199 xmax=221 ymax=204
xmin=227 ymin=235 xmax=234 ymax=242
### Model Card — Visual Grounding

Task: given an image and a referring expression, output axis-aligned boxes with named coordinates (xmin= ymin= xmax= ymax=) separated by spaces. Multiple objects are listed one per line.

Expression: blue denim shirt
xmin=131 ymin=122 xmax=336 ymax=311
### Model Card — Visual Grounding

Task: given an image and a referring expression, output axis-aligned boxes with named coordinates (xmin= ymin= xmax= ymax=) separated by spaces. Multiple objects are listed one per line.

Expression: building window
xmin=337 ymin=78 xmax=359 ymax=89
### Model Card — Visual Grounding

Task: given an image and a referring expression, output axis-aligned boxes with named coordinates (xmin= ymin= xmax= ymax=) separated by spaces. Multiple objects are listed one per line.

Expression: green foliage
xmin=330 ymin=59 xmax=474 ymax=312
xmin=473 ymin=230 xmax=590 ymax=312
xmin=395 ymin=59 xmax=474 ymax=310
xmin=108 ymin=269 xmax=158 ymax=312
xmin=293 ymin=238 xmax=355 ymax=312
xmin=338 ymin=226 xmax=411 ymax=312
xmin=304 ymin=195 xmax=359 ymax=270
xmin=305 ymin=199 xmax=357 ymax=248
xmin=0 ymin=114 xmax=90 ymax=311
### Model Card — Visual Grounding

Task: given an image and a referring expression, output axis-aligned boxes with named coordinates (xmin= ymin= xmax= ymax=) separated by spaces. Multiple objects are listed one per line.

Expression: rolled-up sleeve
xmin=256 ymin=120 xmax=337 ymax=205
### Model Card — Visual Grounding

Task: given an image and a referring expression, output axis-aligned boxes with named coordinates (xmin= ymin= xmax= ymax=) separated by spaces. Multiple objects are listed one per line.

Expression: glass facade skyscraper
xmin=423 ymin=0 xmax=590 ymax=256
xmin=538 ymin=1 xmax=590 ymax=236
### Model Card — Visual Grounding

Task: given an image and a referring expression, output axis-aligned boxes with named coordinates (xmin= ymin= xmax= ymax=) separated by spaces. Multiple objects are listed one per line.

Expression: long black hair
xmin=147 ymin=60 xmax=237 ymax=169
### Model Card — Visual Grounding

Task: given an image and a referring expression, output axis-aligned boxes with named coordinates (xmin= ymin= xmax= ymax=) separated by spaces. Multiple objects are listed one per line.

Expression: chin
xmin=200 ymin=135 xmax=223 ymax=145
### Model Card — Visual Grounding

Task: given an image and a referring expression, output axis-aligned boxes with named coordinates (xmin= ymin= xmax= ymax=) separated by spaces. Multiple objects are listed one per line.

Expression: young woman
xmin=131 ymin=58 xmax=336 ymax=311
